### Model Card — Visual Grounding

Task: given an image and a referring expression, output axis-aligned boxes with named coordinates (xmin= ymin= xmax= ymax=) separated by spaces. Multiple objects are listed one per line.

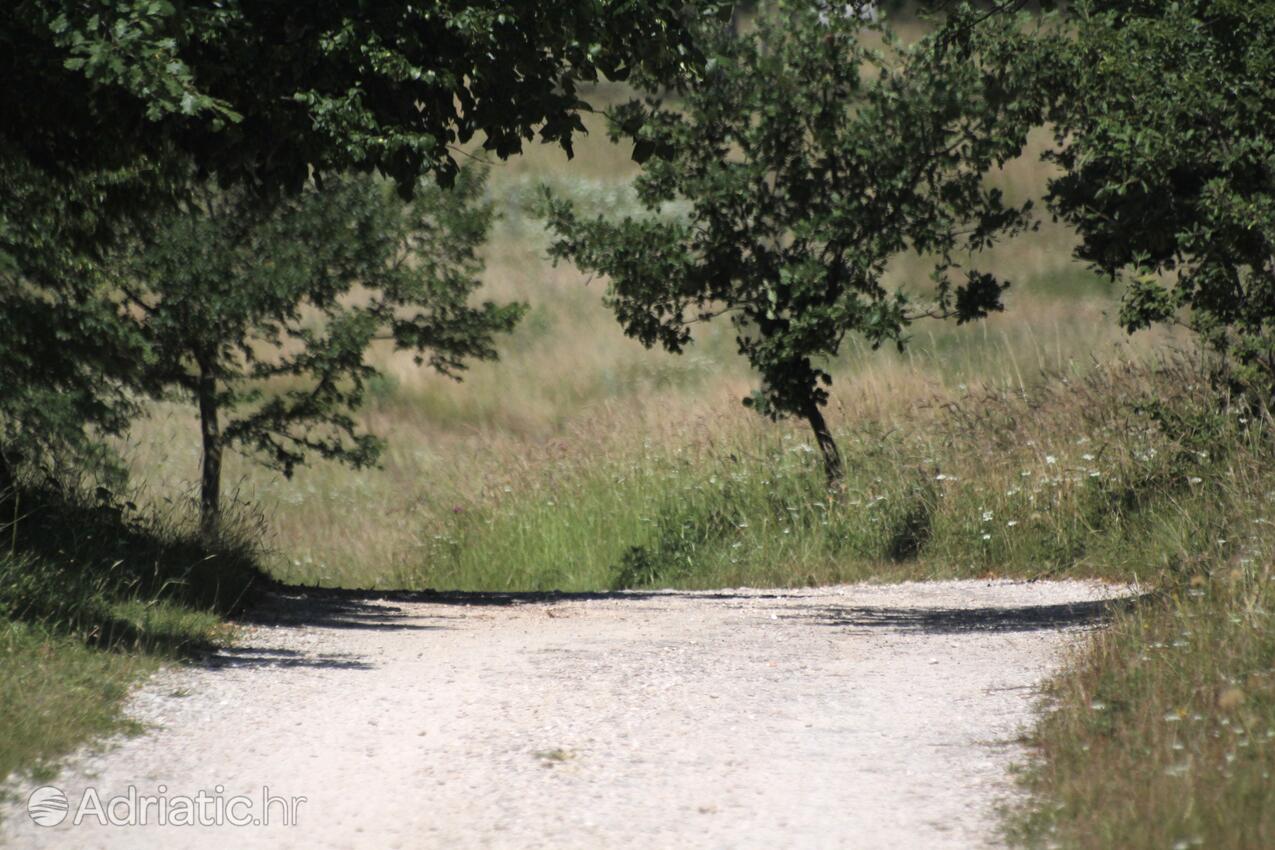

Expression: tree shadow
xmin=251 ymin=585 xmax=789 ymax=613
xmin=194 ymin=645 xmax=375 ymax=671
xmin=220 ymin=585 xmax=1142 ymax=672
xmin=786 ymin=595 xmax=1142 ymax=635
xmin=198 ymin=589 xmax=464 ymax=671
xmin=212 ymin=585 xmax=752 ymax=669
xmin=239 ymin=592 xmax=454 ymax=631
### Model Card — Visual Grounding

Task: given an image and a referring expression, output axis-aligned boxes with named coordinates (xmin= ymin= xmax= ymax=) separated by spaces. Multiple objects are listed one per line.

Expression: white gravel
xmin=1 ymin=579 xmax=1129 ymax=850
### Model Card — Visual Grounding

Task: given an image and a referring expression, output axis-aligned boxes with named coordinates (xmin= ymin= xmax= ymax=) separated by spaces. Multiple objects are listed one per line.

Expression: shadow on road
xmin=241 ymin=592 xmax=454 ymax=630
xmin=198 ymin=645 xmax=375 ymax=671
xmin=218 ymin=585 xmax=749 ymax=670
xmin=786 ymin=596 xmax=1142 ymax=635
xmin=252 ymin=586 xmax=790 ymax=610
xmin=236 ymin=585 xmax=794 ymax=631
xmin=200 ymin=590 xmax=461 ymax=670
xmin=210 ymin=584 xmax=1144 ymax=673
xmin=238 ymin=583 xmax=1143 ymax=639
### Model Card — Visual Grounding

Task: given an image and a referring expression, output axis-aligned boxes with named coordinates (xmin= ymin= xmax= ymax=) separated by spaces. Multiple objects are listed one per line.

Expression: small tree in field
xmin=543 ymin=4 xmax=1036 ymax=484
xmin=118 ymin=169 xmax=522 ymax=534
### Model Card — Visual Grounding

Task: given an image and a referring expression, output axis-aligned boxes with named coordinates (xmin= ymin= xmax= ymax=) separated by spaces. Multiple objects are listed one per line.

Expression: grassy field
xmin=119 ymin=120 xmax=1153 ymax=591
xmin=3 ymin=77 xmax=1271 ymax=848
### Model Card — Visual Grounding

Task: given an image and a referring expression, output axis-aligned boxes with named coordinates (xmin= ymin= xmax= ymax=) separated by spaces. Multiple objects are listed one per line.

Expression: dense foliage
xmin=1038 ymin=0 xmax=1275 ymax=399
xmin=0 ymin=153 xmax=169 ymax=480
xmin=3 ymin=1 xmax=726 ymax=189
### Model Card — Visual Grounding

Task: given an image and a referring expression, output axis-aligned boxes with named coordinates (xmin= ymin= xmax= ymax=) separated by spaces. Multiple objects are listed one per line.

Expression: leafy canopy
xmin=1036 ymin=0 xmax=1275 ymax=396
xmin=4 ymin=1 xmax=729 ymax=192
xmin=0 ymin=149 xmax=174 ymax=476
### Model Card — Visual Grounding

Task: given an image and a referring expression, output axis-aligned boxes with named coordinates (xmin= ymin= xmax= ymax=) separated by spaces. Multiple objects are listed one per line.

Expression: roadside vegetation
xmin=0 ymin=479 xmax=262 ymax=783
xmin=3 ymin=2 xmax=1274 ymax=848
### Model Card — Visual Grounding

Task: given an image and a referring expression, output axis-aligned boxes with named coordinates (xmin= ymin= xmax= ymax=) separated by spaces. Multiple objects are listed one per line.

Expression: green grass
xmin=396 ymin=425 xmax=948 ymax=592
xmin=392 ymin=356 xmax=1215 ymax=592
xmin=1009 ymin=581 xmax=1275 ymax=850
xmin=0 ymin=479 xmax=263 ymax=786
xmin=0 ymin=622 xmax=156 ymax=784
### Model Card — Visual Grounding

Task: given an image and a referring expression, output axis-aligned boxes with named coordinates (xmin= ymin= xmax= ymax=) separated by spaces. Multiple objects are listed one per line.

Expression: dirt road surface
xmin=2 ymin=580 xmax=1128 ymax=849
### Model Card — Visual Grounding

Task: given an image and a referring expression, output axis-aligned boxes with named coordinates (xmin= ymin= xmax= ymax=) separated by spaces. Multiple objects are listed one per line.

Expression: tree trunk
xmin=197 ymin=361 xmax=222 ymax=538
xmin=803 ymin=402 xmax=844 ymax=487
xmin=1 ymin=450 xmax=15 ymax=554
xmin=0 ymin=450 xmax=12 ymax=496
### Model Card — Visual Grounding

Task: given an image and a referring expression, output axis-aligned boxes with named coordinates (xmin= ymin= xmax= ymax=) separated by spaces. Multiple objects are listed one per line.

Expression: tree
xmin=1028 ymin=0 xmax=1275 ymax=400
xmin=116 ymin=168 xmax=522 ymax=534
xmin=543 ymin=3 xmax=1036 ymax=483
xmin=0 ymin=149 xmax=175 ymax=482
xmin=1 ymin=1 xmax=726 ymax=479
xmin=4 ymin=1 xmax=728 ymax=191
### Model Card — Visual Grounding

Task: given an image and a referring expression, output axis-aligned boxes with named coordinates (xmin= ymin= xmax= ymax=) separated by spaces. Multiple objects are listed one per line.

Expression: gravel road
xmin=2 ymin=579 xmax=1128 ymax=850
